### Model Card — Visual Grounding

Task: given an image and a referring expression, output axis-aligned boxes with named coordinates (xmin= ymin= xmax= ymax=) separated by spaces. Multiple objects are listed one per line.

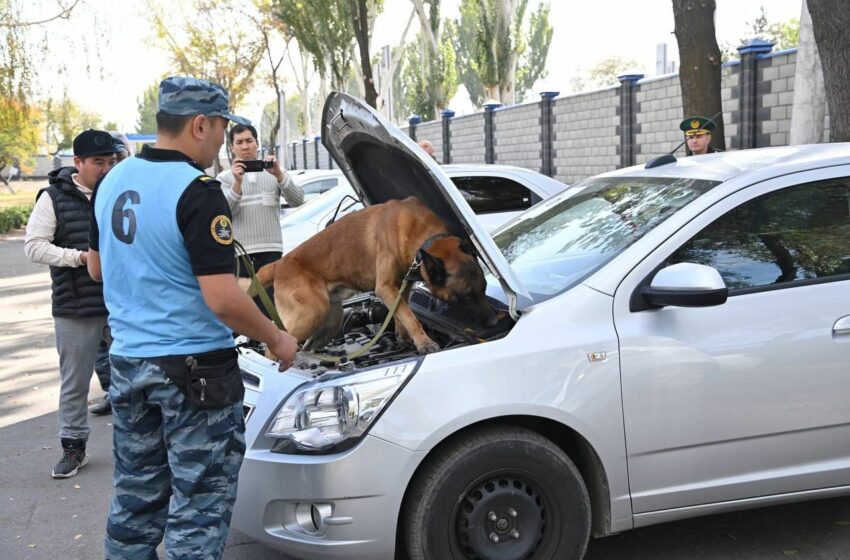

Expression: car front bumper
xmin=233 ymin=349 xmax=425 ymax=560
xmin=232 ymin=434 xmax=424 ymax=560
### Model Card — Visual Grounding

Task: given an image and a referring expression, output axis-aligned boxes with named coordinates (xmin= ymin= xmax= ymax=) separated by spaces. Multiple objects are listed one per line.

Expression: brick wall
xmin=450 ymin=113 xmax=486 ymax=164
xmin=416 ymin=121 xmax=443 ymax=162
xmin=552 ymin=88 xmax=620 ymax=184
xmin=758 ymin=50 xmax=797 ymax=147
xmin=635 ymin=75 xmax=683 ymax=160
xmin=492 ymin=102 xmax=542 ymax=171
xmin=286 ymin=46 xmax=834 ymax=184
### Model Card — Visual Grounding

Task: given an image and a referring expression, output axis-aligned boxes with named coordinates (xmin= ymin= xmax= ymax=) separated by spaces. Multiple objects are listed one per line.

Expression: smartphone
xmin=241 ymin=160 xmax=274 ymax=172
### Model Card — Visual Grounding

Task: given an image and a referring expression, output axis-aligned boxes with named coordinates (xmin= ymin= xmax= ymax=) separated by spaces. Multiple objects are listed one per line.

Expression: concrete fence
xmin=283 ymin=40 xmax=830 ymax=186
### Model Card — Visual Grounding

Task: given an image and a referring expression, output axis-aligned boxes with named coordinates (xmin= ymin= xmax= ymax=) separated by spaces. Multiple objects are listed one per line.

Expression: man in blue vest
xmin=24 ymin=129 xmax=118 ymax=478
xmin=88 ymin=76 xmax=298 ymax=559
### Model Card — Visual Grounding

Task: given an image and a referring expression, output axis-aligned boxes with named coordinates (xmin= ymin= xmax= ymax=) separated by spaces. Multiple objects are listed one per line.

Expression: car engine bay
xmin=241 ymin=286 xmax=513 ymax=376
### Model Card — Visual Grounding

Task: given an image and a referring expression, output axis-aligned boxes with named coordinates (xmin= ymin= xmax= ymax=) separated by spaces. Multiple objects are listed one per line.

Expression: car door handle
xmin=833 ymin=316 xmax=850 ymax=336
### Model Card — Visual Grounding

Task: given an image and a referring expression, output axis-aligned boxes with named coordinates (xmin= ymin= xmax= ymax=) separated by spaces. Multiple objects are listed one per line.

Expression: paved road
xmin=1 ymin=229 xmax=849 ymax=560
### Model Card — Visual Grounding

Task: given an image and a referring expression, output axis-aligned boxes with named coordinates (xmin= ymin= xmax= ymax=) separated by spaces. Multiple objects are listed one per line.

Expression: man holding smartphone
xmin=217 ymin=124 xmax=303 ymax=319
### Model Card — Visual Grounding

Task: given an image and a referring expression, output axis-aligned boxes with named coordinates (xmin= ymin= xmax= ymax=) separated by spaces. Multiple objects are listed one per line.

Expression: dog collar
xmin=408 ymin=233 xmax=452 ymax=282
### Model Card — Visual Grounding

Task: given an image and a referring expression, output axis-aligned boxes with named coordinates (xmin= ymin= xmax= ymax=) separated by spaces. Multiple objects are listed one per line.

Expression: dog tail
xmin=237 ymin=262 xmax=276 ymax=295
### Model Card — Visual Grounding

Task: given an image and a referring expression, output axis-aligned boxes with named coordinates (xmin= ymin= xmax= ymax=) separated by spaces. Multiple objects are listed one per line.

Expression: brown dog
xmin=244 ymin=196 xmax=496 ymax=353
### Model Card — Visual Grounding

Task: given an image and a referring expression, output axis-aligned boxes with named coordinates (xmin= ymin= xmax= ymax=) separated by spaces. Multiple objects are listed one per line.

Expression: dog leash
xmin=235 ymin=238 xmax=422 ymax=365
xmin=233 ymin=240 xmax=286 ymax=331
xmin=299 ymin=256 xmax=422 ymax=364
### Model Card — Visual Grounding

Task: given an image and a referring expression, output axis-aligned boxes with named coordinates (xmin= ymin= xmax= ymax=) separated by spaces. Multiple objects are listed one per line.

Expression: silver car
xmin=233 ymin=93 xmax=850 ymax=560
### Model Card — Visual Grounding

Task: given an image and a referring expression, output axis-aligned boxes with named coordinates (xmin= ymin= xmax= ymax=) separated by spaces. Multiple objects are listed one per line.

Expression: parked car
xmin=281 ymin=169 xmax=346 ymax=215
xmin=232 ymin=92 xmax=850 ymax=560
xmin=280 ymin=165 xmax=569 ymax=254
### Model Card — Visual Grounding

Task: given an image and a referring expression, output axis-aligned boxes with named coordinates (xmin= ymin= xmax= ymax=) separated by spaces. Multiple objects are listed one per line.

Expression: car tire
xmin=403 ymin=425 xmax=591 ymax=560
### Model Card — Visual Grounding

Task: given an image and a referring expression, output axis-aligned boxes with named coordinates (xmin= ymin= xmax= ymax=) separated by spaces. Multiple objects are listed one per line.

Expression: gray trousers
xmin=54 ymin=315 xmax=110 ymax=441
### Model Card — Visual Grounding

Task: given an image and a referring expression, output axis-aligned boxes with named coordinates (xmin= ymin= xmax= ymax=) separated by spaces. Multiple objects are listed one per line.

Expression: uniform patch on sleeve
xmin=210 ymin=215 xmax=233 ymax=245
xmin=199 ymin=175 xmax=214 ymax=182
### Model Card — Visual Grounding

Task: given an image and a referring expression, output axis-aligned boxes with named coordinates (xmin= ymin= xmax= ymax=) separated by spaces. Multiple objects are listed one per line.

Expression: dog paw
xmin=415 ymin=339 xmax=441 ymax=354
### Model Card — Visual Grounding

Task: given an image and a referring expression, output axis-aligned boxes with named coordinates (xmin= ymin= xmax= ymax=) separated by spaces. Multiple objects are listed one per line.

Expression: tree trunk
xmin=807 ymin=0 xmax=850 ymax=142
xmin=790 ymin=0 xmax=826 ymax=144
xmin=351 ymin=0 xmax=379 ymax=108
xmin=672 ymin=0 xmax=726 ymax=150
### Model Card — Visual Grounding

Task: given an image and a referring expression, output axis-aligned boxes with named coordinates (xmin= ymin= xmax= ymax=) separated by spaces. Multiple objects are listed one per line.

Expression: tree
xmin=136 ymin=82 xmax=159 ymax=134
xmin=0 ymin=0 xmax=39 ymax=184
xmin=720 ymin=9 xmax=800 ymax=62
xmin=148 ymin=0 xmax=265 ymax=111
xmin=514 ymin=0 xmax=552 ymax=100
xmin=789 ymin=0 xmax=825 ymax=144
xmin=350 ymin=0 xmax=383 ymax=108
xmin=586 ymin=56 xmax=644 ymax=89
xmin=453 ymin=0 xmax=553 ymax=106
xmin=274 ymin=0 xmax=355 ymax=91
xmin=672 ymin=0 xmax=726 ymax=150
xmin=807 ymin=0 xmax=850 ymax=141
xmin=246 ymin=0 xmax=292 ymax=156
xmin=402 ymin=1 xmax=458 ymax=121
xmin=44 ymin=94 xmax=102 ymax=152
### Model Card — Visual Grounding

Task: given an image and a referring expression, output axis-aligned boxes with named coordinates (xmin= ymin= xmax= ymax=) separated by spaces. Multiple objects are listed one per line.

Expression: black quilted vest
xmin=39 ymin=167 xmax=107 ymax=318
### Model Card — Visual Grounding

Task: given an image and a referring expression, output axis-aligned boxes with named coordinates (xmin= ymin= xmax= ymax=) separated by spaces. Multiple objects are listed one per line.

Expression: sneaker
xmin=52 ymin=439 xmax=89 ymax=479
xmin=89 ymin=397 xmax=112 ymax=416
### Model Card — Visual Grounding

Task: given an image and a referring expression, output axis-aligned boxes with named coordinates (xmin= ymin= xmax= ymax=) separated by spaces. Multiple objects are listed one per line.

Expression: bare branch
xmin=0 ymin=0 xmax=81 ymax=27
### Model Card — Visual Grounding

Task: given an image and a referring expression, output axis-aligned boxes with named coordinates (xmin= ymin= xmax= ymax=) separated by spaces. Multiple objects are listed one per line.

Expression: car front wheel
xmin=403 ymin=426 xmax=591 ymax=560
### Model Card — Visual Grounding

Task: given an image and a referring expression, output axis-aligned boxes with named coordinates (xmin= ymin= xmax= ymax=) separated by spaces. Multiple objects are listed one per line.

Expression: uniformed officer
xmin=680 ymin=115 xmax=721 ymax=156
xmin=88 ymin=76 xmax=298 ymax=560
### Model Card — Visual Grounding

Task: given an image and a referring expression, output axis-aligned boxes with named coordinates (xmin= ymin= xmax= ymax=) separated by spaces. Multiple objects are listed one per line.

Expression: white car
xmin=280 ymin=169 xmax=347 ymax=215
xmin=280 ymin=166 xmax=568 ymax=254
xmin=233 ymin=92 xmax=850 ymax=560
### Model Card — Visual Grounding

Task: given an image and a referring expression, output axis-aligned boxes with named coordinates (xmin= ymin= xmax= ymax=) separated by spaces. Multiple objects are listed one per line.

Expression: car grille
xmin=241 ymin=369 xmax=261 ymax=389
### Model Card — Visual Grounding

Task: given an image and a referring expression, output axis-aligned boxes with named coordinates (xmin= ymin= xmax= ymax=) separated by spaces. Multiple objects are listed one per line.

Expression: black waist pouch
xmin=154 ymin=347 xmax=244 ymax=409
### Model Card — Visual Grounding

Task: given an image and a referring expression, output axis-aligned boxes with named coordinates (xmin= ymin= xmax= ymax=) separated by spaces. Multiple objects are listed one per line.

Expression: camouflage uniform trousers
xmin=105 ymin=355 xmax=246 ymax=560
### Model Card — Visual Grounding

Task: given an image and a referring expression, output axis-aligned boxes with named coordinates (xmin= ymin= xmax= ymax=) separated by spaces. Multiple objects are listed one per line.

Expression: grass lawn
xmin=0 ymin=180 xmax=41 ymax=209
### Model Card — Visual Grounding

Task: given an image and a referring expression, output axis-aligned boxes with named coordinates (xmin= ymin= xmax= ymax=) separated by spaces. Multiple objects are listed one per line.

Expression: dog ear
xmin=419 ymin=250 xmax=447 ymax=287
xmin=458 ymin=237 xmax=475 ymax=256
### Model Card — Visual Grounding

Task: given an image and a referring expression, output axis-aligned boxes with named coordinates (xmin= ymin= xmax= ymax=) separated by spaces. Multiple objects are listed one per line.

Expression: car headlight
xmin=266 ymin=360 xmax=420 ymax=452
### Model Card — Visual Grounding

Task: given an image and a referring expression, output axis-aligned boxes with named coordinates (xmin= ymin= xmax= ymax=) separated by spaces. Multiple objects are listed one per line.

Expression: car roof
xmin=602 ymin=144 xmax=850 ymax=184
xmin=288 ymin=169 xmax=344 ymax=181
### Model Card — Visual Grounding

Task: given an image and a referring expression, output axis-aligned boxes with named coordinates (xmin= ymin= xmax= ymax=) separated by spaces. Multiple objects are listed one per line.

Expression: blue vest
xmin=94 ymin=157 xmax=234 ymax=357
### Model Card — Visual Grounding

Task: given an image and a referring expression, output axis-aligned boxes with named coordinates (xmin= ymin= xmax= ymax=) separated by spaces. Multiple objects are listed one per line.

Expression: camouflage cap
xmin=158 ymin=76 xmax=251 ymax=126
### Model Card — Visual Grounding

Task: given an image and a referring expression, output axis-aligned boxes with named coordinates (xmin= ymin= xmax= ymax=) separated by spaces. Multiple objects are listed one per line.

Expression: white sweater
xmin=217 ymin=170 xmax=304 ymax=255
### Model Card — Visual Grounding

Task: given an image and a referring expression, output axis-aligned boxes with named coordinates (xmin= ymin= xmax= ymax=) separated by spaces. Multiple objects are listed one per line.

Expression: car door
xmin=613 ymin=167 xmax=850 ymax=514
xmin=450 ymin=175 xmax=536 ymax=231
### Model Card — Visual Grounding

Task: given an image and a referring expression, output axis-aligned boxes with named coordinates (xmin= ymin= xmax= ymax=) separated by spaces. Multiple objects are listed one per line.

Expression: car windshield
xmin=281 ymin=185 xmax=357 ymax=227
xmin=491 ymin=175 xmax=721 ymax=301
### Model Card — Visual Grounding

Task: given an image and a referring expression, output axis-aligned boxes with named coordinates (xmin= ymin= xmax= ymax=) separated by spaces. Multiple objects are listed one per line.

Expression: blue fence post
xmin=407 ymin=114 xmax=421 ymax=141
xmin=617 ymin=73 xmax=644 ymax=168
xmin=441 ymin=108 xmax=455 ymax=164
xmin=737 ymin=38 xmax=774 ymax=149
xmin=539 ymin=92 xmax=559 ymax=176
xmin=483 ymin=100 xmax=501 ymax=164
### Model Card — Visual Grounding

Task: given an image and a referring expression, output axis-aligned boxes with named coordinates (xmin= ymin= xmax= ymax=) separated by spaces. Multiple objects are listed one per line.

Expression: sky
xmin=21 ymin=0 xmax=803 ymax=133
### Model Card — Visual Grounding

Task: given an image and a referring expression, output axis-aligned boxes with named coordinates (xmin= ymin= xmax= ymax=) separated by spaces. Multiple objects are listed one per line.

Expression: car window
xmin=450 ymin=176 xmax=533 ymax=214
xmin=300 ymin=178 xmax=339 ymax=195
xmin=668 ymin=177 xmax=850 ymax=291
xmin=491 ymin=176 xmax=720 ymax=300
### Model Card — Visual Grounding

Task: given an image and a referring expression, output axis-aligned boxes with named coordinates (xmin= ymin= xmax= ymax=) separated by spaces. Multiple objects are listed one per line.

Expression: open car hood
xmin=321 ymin=92 xmax=533 ymax=315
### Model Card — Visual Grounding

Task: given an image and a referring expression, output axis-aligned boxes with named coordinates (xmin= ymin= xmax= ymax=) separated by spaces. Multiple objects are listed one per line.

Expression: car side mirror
xmin=641 ymin=263 xmax=728 ymax=308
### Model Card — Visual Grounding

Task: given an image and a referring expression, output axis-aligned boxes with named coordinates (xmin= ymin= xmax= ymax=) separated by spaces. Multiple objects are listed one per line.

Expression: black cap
xmin=73 ymin=129 xmax=119 ymax=158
